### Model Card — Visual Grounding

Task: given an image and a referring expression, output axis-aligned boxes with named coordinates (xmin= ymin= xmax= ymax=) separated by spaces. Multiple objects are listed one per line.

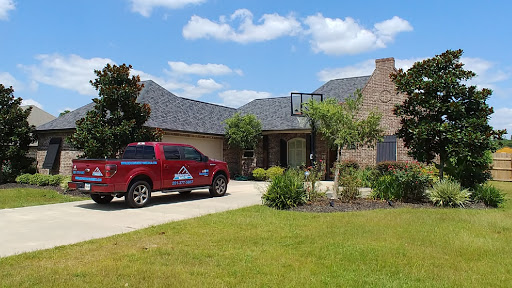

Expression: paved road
xmin=0 ymin=181 xmax=264 ymax=258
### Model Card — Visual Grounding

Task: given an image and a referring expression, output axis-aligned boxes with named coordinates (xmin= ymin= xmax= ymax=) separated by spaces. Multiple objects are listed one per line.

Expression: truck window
xmin=122 ymin=145 xmax=156 ymax=159
xmin=163 ymin=146 xmax=181 ymax=160
xmin=183 ymin=147 xmax=202 ymax=161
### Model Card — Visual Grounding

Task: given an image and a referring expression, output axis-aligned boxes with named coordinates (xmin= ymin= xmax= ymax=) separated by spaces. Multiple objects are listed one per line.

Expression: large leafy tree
xmin=0 ymin=84 xmax=36 ymax=183
xmin=303 ymin=90 xmax=383 ymax=198
xmin=68 ymin=64 xmax=163 ymax=158
xmin=391 ymin=49 xmax=506 ymax=188
xmin=224 ymin=112 xmax=262 ymax=175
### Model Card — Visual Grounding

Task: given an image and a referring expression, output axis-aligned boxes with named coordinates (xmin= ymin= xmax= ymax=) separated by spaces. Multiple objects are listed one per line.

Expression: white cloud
xmin=490 ymin=108 xmax=512 ymax=138
xmin=304 ymin=14 xmax=412 ymax=55
xmin=218 ymin=89 xmax=272 ymax=108
xmin=0 ymin=72 xmax=38 ymax=92
xmin=0 ymin=0 xmax=15 ymax=20
xmin=21 ymin=99 xmax=43 ymax=109
xmin=21 ymin=54 xmax=114 ymax=95
xmin=129 ymin=0 xmax=206 ymax=17
xmin=461 ymin=57 xmax=510 ymax=90
xmin=168 ymin=61 xmax=242 ymax=76
xmin=183 ymin=9 xmax=302 ymax=43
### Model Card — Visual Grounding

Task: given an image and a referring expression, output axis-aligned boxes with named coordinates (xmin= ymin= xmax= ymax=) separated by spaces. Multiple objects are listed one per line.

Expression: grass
xmin=0 ymin=182 xmax=511 ymax=287
xmin=0 ymin=188 xmax=87 ymax=209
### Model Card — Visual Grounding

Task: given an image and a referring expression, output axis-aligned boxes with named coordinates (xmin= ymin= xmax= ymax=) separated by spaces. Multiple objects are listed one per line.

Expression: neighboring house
xmin=36 ymin=57 xmax=413 ymax=176
xmin=21 ymin=105 xmax=56 ymax=161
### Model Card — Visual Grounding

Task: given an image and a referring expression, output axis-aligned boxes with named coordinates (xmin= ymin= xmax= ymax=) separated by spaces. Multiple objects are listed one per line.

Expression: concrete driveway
xmin=0 ymin=180 xmax=265 ymax=258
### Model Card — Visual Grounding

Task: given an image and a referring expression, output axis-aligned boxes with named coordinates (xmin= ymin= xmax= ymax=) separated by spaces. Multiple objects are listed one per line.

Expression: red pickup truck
xmin=68 ymin=142 xmax=230 ymax=208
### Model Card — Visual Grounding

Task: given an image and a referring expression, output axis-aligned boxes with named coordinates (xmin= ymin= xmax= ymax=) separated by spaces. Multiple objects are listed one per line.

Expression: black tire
xmin=209 ymin=174 xmax=227 ymax=197
xmin=91 ymin=194 xmax=114 ymax=204
xmin=179 ymin=190 xmax=192 ymax=195
xmin=125 ymin=181 xmax=151 ymax=208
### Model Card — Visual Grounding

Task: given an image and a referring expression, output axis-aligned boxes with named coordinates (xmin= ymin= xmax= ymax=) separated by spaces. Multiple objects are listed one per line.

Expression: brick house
xmin=35 ymin=57 xmax=412 ymax=176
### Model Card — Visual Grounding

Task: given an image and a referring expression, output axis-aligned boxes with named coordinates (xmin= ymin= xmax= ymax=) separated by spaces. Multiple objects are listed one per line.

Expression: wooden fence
xmin=491 ymin=152 xmax=512 ymax=182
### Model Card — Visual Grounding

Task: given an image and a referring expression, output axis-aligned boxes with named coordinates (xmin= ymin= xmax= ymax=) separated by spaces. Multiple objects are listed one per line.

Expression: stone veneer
xmin=36 ymin=131 xmax=81 ymax=175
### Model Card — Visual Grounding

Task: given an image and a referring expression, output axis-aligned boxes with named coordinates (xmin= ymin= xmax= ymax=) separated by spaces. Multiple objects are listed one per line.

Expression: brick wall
xmin=340 ymin=57 xmax=414 ymax=166
xmin=36 ymin=131 xmax=81 ymax=175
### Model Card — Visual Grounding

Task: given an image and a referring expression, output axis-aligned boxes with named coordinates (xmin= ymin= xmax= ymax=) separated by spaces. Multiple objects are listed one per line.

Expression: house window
xmin=288 ymin=138 xmax=306 ymax=168
xmin=243 ymin=150 xmax=254 ymax=158
xmin=376 ymin=135 xmax=397 ymax=163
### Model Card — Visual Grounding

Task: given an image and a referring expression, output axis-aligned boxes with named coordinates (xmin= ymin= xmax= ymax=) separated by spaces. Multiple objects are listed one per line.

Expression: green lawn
xmin=1 ymin=182 xmax=511 ymax=287
xmin=0 ymin=188 xmax=87 ymax=209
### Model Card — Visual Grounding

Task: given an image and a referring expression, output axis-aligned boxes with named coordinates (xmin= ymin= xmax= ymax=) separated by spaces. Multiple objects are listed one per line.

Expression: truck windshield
xmin=123 ymin=145 xmax=156 ymax=159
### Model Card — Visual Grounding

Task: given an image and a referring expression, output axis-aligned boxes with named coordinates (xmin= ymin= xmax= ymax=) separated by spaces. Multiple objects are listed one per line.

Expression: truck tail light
xmin=105 ymin=164 xmax=117 ymax=178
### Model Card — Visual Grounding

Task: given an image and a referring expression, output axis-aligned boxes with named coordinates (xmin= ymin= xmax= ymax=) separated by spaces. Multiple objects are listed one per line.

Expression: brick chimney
xmin=375 ymin=57 xmax=396 ymax=71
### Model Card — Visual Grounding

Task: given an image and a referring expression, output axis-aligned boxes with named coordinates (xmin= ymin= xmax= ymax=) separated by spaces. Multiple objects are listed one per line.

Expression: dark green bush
xmin=262 ymin=169 xmax=306 ymax=209
xmin=337 ymin=160 xmax=359 ymax=173
xmin=472 ymin=184 xmax=505 ymax=207
xmin=371 ymin=163 xmax=430 ymax=202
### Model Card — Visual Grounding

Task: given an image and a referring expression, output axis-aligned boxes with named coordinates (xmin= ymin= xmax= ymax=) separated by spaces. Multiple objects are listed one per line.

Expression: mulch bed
xmin=0 ymin=183 xmax=87 ymax=197
xmin=290 ymin=198 xmax=488 ymax=213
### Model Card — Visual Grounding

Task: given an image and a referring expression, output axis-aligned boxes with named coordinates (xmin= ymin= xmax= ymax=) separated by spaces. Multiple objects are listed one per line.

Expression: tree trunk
xmin=439 ymin=154 xmax=445 ymax=180
xmin=332 ymin=146 xmax=341 ymax=199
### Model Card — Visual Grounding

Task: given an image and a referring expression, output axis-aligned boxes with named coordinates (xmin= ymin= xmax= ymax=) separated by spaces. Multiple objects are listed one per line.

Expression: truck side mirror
xmin=202 ymin=155 xmax=209 ymax=162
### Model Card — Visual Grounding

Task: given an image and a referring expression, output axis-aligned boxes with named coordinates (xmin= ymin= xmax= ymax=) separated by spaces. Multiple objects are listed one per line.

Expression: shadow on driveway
xmin=76 ymin=191 xmax=232 ymax=211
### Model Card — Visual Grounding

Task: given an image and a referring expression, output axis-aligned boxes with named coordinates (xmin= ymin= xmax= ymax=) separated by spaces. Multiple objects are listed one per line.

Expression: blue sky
xmin=0 ymin=0 xmax=510 ymax=136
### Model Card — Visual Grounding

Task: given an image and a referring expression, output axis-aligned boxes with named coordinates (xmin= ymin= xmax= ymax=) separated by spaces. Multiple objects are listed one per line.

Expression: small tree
xmin=303 ymin=90 xmax=383 ymax=198
xmin=68 ymin=64 xmax=163 ymax=158
xmin=391 ymin=49 xmax=506 ymax=188
xmin=224 ymin=113 xmax=262 ymax=175
xmin=0 ymin=84 xmax=36 ymax=183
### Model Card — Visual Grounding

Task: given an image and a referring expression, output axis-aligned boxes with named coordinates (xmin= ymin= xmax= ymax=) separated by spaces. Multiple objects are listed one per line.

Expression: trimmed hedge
xmin=15 ymin=173 xmax=66 ymax=187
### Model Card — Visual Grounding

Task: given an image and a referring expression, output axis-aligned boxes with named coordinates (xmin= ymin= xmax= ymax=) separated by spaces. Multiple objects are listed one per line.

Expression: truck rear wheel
xmin=209 ymin=174 xmax=227 ymax=197
xmin=91 ymin=194 xmax=113 ymax=204
xmin=126 ymin=181 xmax=151 ymax=208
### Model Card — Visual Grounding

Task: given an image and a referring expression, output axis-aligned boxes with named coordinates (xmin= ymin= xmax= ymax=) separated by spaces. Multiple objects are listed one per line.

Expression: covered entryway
xmin=162 ymin=134 xmax=223 ymax=161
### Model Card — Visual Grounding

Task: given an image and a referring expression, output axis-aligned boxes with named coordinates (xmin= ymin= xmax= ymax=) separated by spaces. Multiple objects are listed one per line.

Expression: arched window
xmin=288 ymin=138 xmax=306 ymax=168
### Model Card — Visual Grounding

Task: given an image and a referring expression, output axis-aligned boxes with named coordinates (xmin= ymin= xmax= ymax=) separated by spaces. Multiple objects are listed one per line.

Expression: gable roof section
xmin=312 ymin=75 xmax=370 ymax=101
xmin=21 ymin=105 xmax=56 ymax=127
xmin=238 ymin=75 xmax=370 ymax=131
xmin=37 ymin=80 xmax=236 ymax=135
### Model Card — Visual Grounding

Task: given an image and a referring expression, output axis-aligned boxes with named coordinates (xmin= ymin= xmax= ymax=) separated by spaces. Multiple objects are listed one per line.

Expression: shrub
xmin=472 ymin=184 xmax=505 ymax=207
xmin=337 ymin=160 xmax=359 ymax=173
xmin=262 ymin=168 xmax=306 ymax=209
xmin=338 ymin=168 xmax=361 ymax=201
xmin=266 ymin=166 xmax=285 ymax=179
xmin=304 ymin=160 xmax=326 ymax=201
xmin=15 ymin=174 xmax=32 ymax=184
xmin=15 ymin=173 xmax=66 ymax=187
xmin=429 ymin=179 xmax=470 ymax=208
xmin=371 ymin=174 xmax=400 ymax=200
xmin=355 ymin=166 xmax=378 ymax=188
xmin=375 ymin=161 xmax=408 ymax=175
xmin=252 ymin=168 xmax=267 ymax=181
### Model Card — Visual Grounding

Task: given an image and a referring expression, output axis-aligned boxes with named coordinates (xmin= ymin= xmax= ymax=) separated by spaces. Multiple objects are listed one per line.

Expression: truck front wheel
xmin=209 ymin=174 xmax=227 ymax=197
xmin=126 ymin=181 xmax=151 ymax=208
xmin=91 ymin=194 xmax=113 ymax=204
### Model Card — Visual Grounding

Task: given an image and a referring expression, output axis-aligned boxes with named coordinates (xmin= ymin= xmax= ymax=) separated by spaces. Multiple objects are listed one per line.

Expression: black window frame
xmin=163 ymin=145 xmax=182 ymax=160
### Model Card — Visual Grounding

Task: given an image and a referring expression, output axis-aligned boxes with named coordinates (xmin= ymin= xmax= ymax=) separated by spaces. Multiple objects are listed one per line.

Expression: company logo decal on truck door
xmin=174 ymin=166 xmax=193 ymax=180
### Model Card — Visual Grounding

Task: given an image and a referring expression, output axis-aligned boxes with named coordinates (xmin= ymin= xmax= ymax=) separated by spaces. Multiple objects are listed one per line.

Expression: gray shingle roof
xmin=37 ymin=80 xmax=236 ymax=135
xmin=238 ymin=76 xmax=370 ymax=131
xmin=313 ymin=76 xmax=370 ymax=101
xmin=37 ymin=76 xmax=370 ymax=134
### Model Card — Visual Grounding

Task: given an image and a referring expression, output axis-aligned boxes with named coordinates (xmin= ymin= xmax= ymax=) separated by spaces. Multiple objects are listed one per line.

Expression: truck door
xmin=181 ymin=146 xmax=210 ymax=186
xmin=161 ymin=145 xmax=187 ymax=189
